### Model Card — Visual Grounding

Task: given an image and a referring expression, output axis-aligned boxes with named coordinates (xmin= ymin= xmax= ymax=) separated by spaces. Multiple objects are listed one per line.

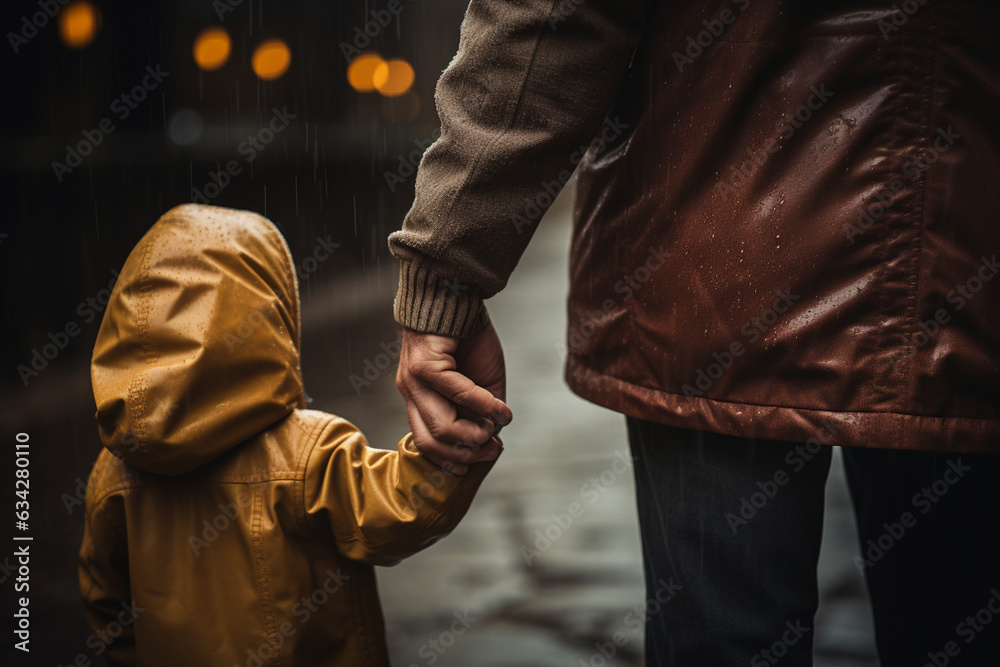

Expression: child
xmin=80 ymin=203 xmax=500 ymax=666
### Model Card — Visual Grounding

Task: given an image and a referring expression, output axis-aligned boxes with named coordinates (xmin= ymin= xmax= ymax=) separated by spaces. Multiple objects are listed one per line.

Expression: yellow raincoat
xmin=80 ymin=203 xmax=498 ymax=666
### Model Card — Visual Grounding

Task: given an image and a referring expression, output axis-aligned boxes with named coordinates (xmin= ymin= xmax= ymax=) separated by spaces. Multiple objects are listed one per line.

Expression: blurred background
xmin=0 ymin=1 xmax=879 ymax=665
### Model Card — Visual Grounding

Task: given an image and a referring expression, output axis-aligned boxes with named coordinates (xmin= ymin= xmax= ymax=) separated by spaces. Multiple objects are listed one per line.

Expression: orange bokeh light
xmin=252 ymin=39 xmax=291 ymax=80
xmin=193 ymin=27 xmax=231 ymax=71
xmin=373 ymin=59 xmax=415 ymax=97
xmin=59 ymin=1 xmax=99 ymax=49
xmin=347 ymin=53 xmax=385 ymax=93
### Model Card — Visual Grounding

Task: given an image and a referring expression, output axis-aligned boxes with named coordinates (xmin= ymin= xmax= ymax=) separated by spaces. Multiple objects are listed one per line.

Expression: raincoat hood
xmin=91 ymin=203 xmax=305 ymax=475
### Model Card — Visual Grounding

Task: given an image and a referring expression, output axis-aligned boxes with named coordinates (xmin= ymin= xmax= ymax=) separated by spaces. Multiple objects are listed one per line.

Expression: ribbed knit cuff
xmin=394 ymin=261 xmax=488 ymax=337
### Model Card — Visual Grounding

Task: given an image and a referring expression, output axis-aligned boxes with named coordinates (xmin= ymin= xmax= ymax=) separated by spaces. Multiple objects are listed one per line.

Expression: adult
xmin=390 ymin=1 xmax=1000 ymax=664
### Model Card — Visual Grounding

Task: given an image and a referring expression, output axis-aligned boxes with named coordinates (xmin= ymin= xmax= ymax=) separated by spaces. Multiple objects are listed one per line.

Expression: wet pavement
xmin=320 ymin=188 xmax=882 ymax=667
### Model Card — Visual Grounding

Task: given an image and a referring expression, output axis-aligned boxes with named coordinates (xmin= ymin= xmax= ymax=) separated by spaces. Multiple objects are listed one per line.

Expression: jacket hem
xmin=565 ymin=355 xmax=1000 ymax=454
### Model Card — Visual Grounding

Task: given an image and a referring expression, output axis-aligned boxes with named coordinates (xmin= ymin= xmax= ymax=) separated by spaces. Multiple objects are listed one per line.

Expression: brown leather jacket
xmin=389 ymin=0 xmax=1000 ymax=453
xmin=82 ymin=204 xmax=497 ymax=666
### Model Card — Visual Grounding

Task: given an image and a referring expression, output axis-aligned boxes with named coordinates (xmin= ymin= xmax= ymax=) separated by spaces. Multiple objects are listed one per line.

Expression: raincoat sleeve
xmin=302 ymin=417 xmax=500 ymax=566
xmin=387 ymin=0 xmax=654 ymax=337
xmin=78 ymin=457 xmax=137 ymax=666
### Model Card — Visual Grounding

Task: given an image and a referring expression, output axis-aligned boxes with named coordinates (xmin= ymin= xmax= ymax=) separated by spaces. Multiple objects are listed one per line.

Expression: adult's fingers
xmin=410 ymin=361 xmax=512 ymax=426
xmin=405 ymin=401 xmax=501 ymax=472
xmin=405 ymin=381 xmax=497 ymax=446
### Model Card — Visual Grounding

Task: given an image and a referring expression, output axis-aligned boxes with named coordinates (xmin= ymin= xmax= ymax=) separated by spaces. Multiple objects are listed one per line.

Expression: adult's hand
xmin=396 ymin=318 xmax=513 ymax=474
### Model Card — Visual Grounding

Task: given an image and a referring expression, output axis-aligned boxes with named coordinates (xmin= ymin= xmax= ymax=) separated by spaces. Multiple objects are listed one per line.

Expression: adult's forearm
xmin=388 ymin=0 xmax=653 ymax=336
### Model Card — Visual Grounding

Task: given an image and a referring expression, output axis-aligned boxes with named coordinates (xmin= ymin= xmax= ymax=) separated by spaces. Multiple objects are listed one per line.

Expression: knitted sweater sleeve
xmin=387 ymin=0 xmax=653 ymax=337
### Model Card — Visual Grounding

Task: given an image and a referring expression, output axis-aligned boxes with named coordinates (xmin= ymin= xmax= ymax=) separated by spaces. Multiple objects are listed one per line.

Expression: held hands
xmin=395 ymin=319 xmax=512 ymax=474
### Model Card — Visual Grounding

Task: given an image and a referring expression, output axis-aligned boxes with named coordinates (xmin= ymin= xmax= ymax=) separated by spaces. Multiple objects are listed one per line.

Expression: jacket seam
xmin=88 ymin=468 xmax=143 ymax=510
xmin=871 ymin=29 xmax=925 ymax=415
xmin=187 ymin=472 xmax=299 ymax=483
xmin=296 ymin=412 xmax=334 ymax=539
xmin=903 ymin=16 xmax=940 ymax=419
xmin=129 ymin=237 xmax=157 ymax=464
xmin=249 ymin=484 xmax=284 ymax=666
xmin=877 ymin=50 xmax=904 ymax=412
xmin=292 ymin=412 xmax=316 ymax=537
xmin=91 ymin=472 xmax=300 ymax=505
xmin=89 ymin=481 xmax=141 ymax=508
xmin=344 ymin=571 xmax=375 ymax=666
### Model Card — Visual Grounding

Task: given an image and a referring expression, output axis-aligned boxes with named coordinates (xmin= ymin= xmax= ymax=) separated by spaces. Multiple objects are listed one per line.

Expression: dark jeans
xmin=626 ymin=417 xmax=1000 ymax=667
